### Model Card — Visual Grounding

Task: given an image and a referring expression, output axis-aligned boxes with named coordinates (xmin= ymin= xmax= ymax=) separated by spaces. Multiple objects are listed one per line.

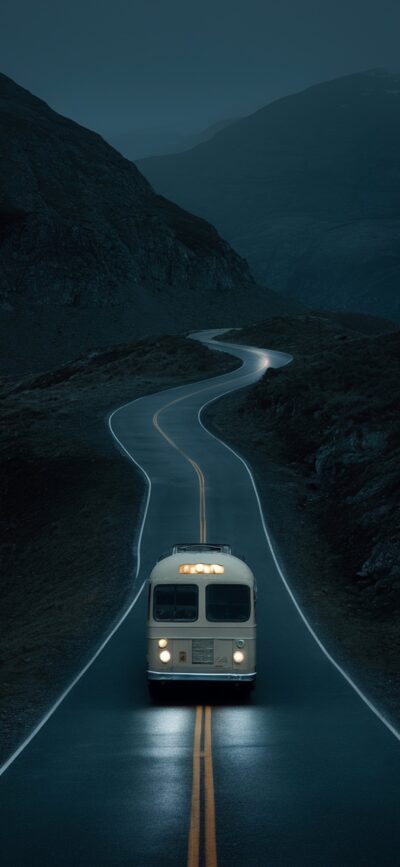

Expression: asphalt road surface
xmin=1 ymin=330 xmax=399 ymax=867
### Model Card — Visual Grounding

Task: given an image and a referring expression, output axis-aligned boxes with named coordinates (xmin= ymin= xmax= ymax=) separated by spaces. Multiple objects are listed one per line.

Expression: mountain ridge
xmin=108 ymin=117 xmax=238 ymax=161
xmin=0 ymin=72 xmax=294 ymax=372
xmin=139 ymin=69 xmax=400 ymax=320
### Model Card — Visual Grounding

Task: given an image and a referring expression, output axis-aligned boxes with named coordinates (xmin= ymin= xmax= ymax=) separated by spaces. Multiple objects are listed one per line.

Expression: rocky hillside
xmin=140 ymin=70 xmax=400 ymax=321
xmin=0 ymin=73 xmax=286 ymax=373
xmin=218 ymin=315 xmax=400 ymax=609
xmin=205 ymin=315 xmax=400 ymax=719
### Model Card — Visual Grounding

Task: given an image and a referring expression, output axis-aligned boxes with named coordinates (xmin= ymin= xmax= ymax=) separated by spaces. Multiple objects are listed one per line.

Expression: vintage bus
xmin=147 ymin=543 xmax=256 ymax=688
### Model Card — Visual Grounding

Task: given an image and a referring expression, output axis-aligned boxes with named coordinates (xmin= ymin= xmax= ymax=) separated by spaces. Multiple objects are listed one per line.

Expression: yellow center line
xmin=151 ymin=357 xmax=266 ymax=542
xmin=187 ymin=706 xmax=203 ymax=867
xmin=153 ymin=395 xmax=207 ymax=543
xmin=152 ymin=390 xmax=218 ymax=866
xmin=187 ymin=705 xmax=218 ymax=867
xmin=204 ymin=706 xmax=218 ymax=867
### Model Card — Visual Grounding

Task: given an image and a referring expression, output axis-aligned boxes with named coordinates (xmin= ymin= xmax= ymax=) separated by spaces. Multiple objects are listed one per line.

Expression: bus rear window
xmin=206 ymin=584 xmax=250 ymax=622
xmin=153 ymin=584 xmax=198 ymax=621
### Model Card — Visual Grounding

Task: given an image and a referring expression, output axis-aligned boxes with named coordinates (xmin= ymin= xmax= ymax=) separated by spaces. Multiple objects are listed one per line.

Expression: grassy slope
xmin=205 ymin=314 xmax=400 ymax=724
xmin=0 ymin=336 xmax=238 ymax=763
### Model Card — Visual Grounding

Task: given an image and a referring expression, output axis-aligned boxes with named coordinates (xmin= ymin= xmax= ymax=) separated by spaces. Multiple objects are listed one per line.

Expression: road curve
xmin=0 ymin=330 xmax=399 ymax=867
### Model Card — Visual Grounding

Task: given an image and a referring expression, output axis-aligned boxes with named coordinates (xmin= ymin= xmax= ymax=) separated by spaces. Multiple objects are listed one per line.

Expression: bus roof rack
xmin=172 ymin=542 xmax=232 ymax=555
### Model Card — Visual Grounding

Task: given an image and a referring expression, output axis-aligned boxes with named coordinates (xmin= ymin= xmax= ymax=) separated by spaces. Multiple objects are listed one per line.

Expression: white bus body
xmin=146 ymin=544 xmax=256 ymax=684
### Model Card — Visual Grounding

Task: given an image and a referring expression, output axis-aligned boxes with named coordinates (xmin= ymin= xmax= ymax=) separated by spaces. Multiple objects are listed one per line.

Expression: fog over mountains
xmin=140 ymin=70 xmax=400 ymax=321
xmin=0 ymin=74 xmax=290 ymax=372
xmin=108 ymin=118 xmax=237 ymax=161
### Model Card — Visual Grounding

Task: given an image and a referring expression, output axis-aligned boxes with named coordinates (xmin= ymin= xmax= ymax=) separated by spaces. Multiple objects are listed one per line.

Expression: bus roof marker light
xmin=178 ymin=564 xmax=225 ymax=575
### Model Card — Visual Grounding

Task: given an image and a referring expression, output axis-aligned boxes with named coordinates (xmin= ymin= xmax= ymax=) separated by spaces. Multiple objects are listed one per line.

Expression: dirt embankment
xmin=205 ymin=314 xmax=400 ymax=726
xmin=0 ymin=335 xmax=238 ymax=763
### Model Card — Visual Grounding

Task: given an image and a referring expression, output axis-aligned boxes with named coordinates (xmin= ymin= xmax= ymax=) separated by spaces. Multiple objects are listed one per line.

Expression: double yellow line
xmin=152 ymin=393 xmax=218 ymax=866
xmin=188 ymin=706 xmax=217 ymax=867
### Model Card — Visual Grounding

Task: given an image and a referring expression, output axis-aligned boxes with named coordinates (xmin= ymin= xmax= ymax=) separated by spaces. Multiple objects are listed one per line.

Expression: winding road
xmin=0 ymin=330 xmax=399 ymax=866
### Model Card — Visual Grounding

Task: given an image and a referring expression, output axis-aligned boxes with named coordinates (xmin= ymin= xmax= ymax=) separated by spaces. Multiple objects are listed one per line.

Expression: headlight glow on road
xmin=159 ymin=650 xmax=171 ymax=663
xmin=233 ymin=650 xmax=245 ymax=664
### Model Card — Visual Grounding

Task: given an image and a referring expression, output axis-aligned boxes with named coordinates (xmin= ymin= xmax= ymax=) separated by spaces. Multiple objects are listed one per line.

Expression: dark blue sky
xmin=1 ymin=0 xmax=400 ymax=135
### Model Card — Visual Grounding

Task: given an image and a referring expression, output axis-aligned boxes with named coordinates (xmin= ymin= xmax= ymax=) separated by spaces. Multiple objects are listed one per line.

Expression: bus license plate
xmin=192 ymin=639 xmax=214 ymax=665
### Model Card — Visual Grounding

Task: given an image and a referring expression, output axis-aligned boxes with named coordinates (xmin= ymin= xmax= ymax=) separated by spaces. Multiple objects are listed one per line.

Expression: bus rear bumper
xmin=147 ymin=670 xmax=256 ymax=682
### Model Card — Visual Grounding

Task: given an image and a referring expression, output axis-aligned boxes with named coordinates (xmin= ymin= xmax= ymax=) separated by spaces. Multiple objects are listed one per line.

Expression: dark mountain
xmin=139 ymin=70 xmax=400 ymax=321
xmin=0 ymin=74 xmax=286 ymax=373
xmin=108 ymin=118 xmax=237 ymax=161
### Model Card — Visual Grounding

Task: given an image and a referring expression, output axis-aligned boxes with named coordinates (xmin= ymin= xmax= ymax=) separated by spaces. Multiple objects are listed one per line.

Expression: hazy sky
xmin=1 ymin=0 xmax=400 ymax=135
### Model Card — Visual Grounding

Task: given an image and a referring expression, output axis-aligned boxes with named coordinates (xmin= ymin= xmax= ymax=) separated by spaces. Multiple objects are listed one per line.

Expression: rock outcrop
xmin=212 ymin=316 xmax=400 ymax=614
